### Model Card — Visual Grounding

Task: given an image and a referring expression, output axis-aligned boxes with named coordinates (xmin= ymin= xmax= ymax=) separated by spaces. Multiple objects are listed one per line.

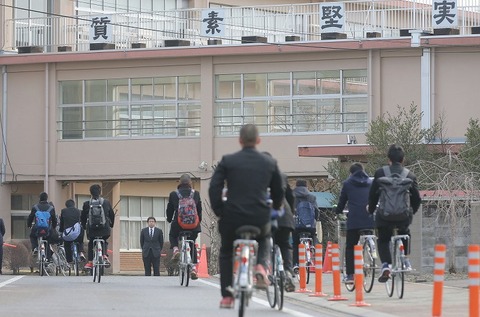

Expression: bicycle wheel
xmin=72 ymin=245 xmax=79 ymax=276
xmin=239 ymin=290 xmax=247 ymax=317
xmin=385 ymin=273 xmax=394 ymax=297
xmin=363 ymin=240 xmax=375 ymax=293
xmin=185 ymin=263 xmax=191 ymax=287
xmin=276 ymin=270 xmax=285 ymax=310
xmin=179 ymin=262 xmax=185 ymax=286
xmin=58 ymin=247 xmax=68 ymax=276
xmin=266 ymin=265 xmax=276 ymax=308
xmin=395 ymin=242 xmax=405 ymax=299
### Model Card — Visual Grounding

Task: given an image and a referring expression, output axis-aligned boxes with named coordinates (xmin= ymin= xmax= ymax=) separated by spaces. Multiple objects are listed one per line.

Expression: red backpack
xmin=176 ymin=189 xmax=199 ymax=230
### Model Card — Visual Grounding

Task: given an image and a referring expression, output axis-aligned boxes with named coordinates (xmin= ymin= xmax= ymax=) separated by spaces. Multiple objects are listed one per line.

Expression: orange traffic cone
xmin=197 ymin=244 xmax=210 ymax=278
xmin=323 ymin=241 xmax=333 ymax=273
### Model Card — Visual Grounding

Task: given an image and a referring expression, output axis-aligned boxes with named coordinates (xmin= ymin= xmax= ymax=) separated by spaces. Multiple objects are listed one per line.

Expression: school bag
xmin=88 ymin=198 xmax=106 ymax=229
xmin=176 ymin=189 xmax=199 ymax=230
xmin=62 ymin=222 xmax=82 ymax=242
xmin=35 ymin=205 xmax=53 ymax=237
xmin=376 ymin=166 xmax=413 ymax=222
xmin=295 ymin=200 xmax=316 ymax=229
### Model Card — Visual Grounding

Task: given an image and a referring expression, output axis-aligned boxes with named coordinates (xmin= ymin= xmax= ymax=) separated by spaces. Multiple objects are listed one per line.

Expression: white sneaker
xmin=404 ymin=258 xmax=412 ymax=271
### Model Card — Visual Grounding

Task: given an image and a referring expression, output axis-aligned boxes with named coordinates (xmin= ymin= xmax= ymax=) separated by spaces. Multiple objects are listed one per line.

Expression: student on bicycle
xmin=166 ymin=174 xmax=202 ymax=280
xmin=27 ymin=192 xmax=57 ymax=261
xmin=209 ymin=124 xmax=284 ymax=309
xmin=292 ymin=179 xmax=319 ymax=268
xmin=59 ymin=199 xmax=86 ymax=263
xmin=81 ymin=184 xmax=115 ymax=270
xmin=334 ymin=163 xmax=374 ymax=284
xmin=368 ymin=144 xmax=421 ymax=282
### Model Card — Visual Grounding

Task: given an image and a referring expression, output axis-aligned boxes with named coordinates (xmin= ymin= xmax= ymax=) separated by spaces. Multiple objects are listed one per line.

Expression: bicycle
xmin=178 ymin=231 xmax=194 ymax=287
xmin=37 ymin=236 xmax=49 ymax=276
xmin=293 ymin=232 xmax=315 ymax=284
xmin=51 ymin=242 xmax=70 ymax=276
xmin=385 ymin=228 xmax=410 ymax=299
xmin=266 ymin=224 xmax=285 ymax=310
xmin=92 ymin=238 xmax=106 ymax=283
xmin=231 ymin=225 xmax=260 ymax=317
xmin=70 ymin=241 xmax=82 ymax=276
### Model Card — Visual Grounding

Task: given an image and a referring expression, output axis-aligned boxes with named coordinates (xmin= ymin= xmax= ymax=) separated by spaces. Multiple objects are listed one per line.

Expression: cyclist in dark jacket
xmin=81 ymin=184 xmax=115 ymax=270
xmin=334 ymin=163 xmax=374 ymax=283
xmin=60 ymin=199 xmax=86 ymax=263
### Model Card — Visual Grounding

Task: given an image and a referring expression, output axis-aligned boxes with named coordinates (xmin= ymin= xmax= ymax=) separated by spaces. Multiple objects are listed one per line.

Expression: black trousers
xmin=219 ymin=221 xmax=271 ymax=297
xmin=169 ymin=223 xmax=199 ymax=263
xmin=0 ymin=244 xmax=3 ymax=274
xmin=143 ymin=249 xmax=160 ymax=276
xmin=87 ymin=236 xmax=109 ymax=261
xmin=64 ymin=230 xmax=85 ymax=263
xmin=377 ymin=225 xmax=410 ymax=265
xmin=273 ymin=227 xmax=293 ymax=273
xmin=344 ymin=229 xmax=363 ymax=275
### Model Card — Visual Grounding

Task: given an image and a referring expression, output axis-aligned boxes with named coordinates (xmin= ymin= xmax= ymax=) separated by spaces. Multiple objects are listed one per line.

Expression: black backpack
xmin=376 ymin=166 xmax=413 ymax=221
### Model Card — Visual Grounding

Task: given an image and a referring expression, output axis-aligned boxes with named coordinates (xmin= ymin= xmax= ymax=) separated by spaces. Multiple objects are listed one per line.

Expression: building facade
xmin=1 ymin=0 xmax=480 ymax=272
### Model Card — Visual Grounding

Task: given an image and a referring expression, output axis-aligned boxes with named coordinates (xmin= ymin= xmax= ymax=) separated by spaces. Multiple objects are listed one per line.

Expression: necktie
xmin=150 ymin=228 xmax=153 ymax=238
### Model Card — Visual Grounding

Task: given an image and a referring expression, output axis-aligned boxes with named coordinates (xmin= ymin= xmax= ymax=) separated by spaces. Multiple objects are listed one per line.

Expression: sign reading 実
xmin=320 ymin=2 xmax=345 ymax=33
xmin=432 ymin=0 xmax=457 ymax=28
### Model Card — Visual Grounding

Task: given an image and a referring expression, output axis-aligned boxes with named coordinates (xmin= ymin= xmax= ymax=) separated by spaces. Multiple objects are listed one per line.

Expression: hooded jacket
xmin=335 ymin=170 xmax=374 ymax=230
xmin=293 ymin=186 xmax=319 ymax=221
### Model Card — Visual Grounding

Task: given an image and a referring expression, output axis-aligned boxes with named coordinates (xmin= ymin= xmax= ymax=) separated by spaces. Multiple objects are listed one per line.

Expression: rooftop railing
xmin=4 ymin=0 xmax=480 ymax=53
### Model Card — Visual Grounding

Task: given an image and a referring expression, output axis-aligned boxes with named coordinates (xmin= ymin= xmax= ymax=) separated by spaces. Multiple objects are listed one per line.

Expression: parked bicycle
xmin=385 ymin=228 xmax=411 ymax=299
xmin=92 ymin=237 xmax=106 ymax=283
xmin=178 ymin=231 xmax=195 ymax=287
xmin=293 ymin=232 xmax=315 ymax=284
xmin=266 ymin=225 xmax=285 ymax=310
xmin=231 ymin=225 xmax=260 ymax=317
xmin=51 ymin=242 xmax=70 ymax=276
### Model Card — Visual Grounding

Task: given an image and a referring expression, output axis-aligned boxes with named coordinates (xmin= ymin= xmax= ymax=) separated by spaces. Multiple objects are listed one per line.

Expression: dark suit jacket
xmin=208 ymin=146 xmax=284 ymax=226
xmin=140 ymin=227 xmax=164 ymax=258
xmin=0 ymin=218 xmax=5 ymax=245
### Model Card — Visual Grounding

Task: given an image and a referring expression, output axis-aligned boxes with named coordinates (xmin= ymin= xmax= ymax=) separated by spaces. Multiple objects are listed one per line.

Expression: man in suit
xmin=209 ymin=124 xmax=284 ymax=309
xmin=140 ymin=217 xmax=164 ymax=276
xmin=0 ymin=217 xmax=5 ymax=274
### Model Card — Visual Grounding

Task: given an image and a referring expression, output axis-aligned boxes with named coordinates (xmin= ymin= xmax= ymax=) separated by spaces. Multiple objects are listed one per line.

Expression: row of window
xmin=58 ymin=70 xmax=368 ymax=139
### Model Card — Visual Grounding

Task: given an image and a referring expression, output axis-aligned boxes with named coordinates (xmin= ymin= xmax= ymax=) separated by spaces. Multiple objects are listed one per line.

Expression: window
xmin=58 ymin=76 xmax=201 ymax=139
xmin=11 ymin=193 xmax=38 ymax=239
xmin=215 ymin=70 xmax=368 ymax=135
xmin=119 ymin=196 xmax=168 ymax=250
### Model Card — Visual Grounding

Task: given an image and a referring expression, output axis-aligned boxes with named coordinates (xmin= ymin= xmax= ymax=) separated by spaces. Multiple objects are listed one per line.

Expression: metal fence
xmin=5 ymin=0 xmax=480 ymax=53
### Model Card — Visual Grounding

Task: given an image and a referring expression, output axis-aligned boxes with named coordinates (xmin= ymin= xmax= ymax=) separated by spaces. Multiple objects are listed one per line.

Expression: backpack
xmin=88 ymin=198 xmax=106 ymax=229
xmin=62 ymin=222 xmax=82 ymax=242
xmin=35 ymin=205 xmax=53 ymax=237
xmin=295 ymin=200 xmax=316 ymax=229
xmin=176 ymin=189 xmax=199 ymax=230
xmin=376 ymin=166 xmax=413 ymax=222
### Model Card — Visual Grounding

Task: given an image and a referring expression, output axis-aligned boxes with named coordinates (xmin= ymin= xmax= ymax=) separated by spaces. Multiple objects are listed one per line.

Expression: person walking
xmin=334 ymin=162 xmax=374 ymax=283
xmin=368 ymin=144 xmax=421 ymax=283
xmin=166 ymin=174 xmax=202 ymax=280
xmin=209 ymin=124 xmax=284 ymax=309
xmin=140 ymin=217 xmax=164 ymax=276
xmin=0 ymin=217 xmax=5 ymax=274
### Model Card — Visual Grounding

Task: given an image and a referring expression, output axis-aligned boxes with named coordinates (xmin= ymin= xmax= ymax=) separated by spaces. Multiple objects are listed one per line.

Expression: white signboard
xmin=90 ymin=15 xmax=113 ymax=43
xmin=201 ymin=9 xmax=225 ymax=37
xmin=432 ymin=0 xmax=457 ymax=28
xmin=320 ymin=2 xmax=345 ymax=32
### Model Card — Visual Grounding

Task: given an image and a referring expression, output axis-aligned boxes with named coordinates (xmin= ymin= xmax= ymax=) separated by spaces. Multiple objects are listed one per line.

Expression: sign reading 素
xmin=201 ymin=9 xmax=225 ymax=37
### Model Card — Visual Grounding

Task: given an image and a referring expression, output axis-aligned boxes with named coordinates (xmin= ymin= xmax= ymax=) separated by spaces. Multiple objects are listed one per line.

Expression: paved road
xmin=0 ymin=271 xmax=470 ymax=317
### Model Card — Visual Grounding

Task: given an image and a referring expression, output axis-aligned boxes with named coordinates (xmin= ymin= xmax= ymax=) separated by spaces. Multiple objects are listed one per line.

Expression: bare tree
xmin=200 ymin=199 xmax=220 ymax=275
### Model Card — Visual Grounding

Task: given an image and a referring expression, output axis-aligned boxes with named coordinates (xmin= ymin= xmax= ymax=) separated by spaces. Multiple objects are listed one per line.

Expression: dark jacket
xmin=209 ymin=147 xmax=284 ymax=226
xmin=27 ymin=201 xmax=57 ymax=229
xmin=81 ymin=197 xmax=115 ymax=238
xmin=277 ymin=173 xmax=295 ymax=230
xmin=140 ymin=227 xmax=164 ymax=258
xmin=59 ymin=206 xmax=81 ymax=232
xmin=0 ymin=218 xmax=5 ymax=245
xmin=368 ymin=162 xmax=422 ymax=227
xmin=334 ymin=170 xmax=374 ymax=230
xmin=166 ymin=184 xmax=202 ymax=232
xmin=293 ymin=186 xmax=319 ymax=221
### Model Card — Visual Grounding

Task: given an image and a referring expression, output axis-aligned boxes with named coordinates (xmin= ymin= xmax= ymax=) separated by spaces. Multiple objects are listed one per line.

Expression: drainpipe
xmin=421 ymin=48 xmax=431 ymax=130
xmin=44 ymin=63 xmax=49 ymax=191
xmin=1 ymin=66 xmax=6 ymax=183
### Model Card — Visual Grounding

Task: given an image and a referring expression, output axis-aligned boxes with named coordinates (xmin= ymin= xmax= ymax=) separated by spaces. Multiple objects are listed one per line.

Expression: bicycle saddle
xmin=179 ymin=231 xmax=192 ymax=238
xmin=358 ymin=229 xmax=375 ymax=235
xmin=236 ymin=225 xmax=261 ymax=239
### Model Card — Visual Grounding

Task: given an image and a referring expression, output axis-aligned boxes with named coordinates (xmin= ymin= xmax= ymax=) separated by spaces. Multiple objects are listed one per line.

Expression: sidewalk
xmin=283 ymin=271 xmax=470 ymax=317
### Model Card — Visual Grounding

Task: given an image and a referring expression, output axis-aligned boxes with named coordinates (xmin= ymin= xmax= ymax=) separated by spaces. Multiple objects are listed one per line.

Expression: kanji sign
xmin=320 ymin=2 xmax=345 ymax=32
xmin=432 ymin=0 xmax=457 ymax=28
xmin=201 ymin=9 xmax=225 ymax=37
xmin=90 ymin=15 xmax=113 ymax=43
